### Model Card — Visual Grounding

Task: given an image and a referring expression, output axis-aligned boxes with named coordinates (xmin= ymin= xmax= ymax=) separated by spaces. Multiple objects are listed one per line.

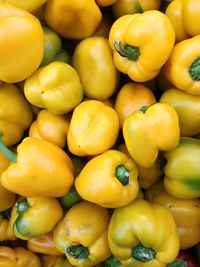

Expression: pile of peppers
xmin=0 ymin=0 xmax=199 ymax=266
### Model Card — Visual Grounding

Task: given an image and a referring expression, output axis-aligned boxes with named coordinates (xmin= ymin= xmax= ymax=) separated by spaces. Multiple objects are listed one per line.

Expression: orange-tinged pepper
xmin=75 ymin=150 xmax=139 ymax=208
xmin=67 ymin=100 xmax=119 ymax=156
xmin=114 ymin=83 xmax=156 ymax=128
xmin=0 ymin=3 xmax=44 ymax=83
xmin=29 ymin=109 xmax=70 ymax=148
xmin=0 ymin=0 xmax=47 ymax=12
xmin=0 ymin=246 xmax=41 ymax=267
xmin=39 ymin=255 xmax=59 ymax=267
xmin=0 ymin=208 xmax=16 ymax=241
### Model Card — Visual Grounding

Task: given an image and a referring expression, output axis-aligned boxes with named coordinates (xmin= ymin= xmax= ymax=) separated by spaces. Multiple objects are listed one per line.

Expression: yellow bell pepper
xmin=96 ymin=0 xmax=117 ymax=6
xmin=109 ymin=11 xmax=175 ymax=82
xmin=114 ymin=83 xmax=156 ymax=128
xmin=0 ymin=246 xmax=41 ymax=267
xmin=73 ymin=37 xmax=118 ymax=100
xmin=44 ymin=0 xmax=102 ymax=40
xmin=67 ymin=100 xmax=119 ymax=156
xmin=0 ymin=208 xmax=16 ymax=241
xmin=54 ymin=201 xmax=111 ymax=267
xmin=24 ymin=61 xmax=83 ymax=115
xmin=123 ymin=103 xmax=180 ymax=168
xmin=28 ymin=232 xmax=63 ymax=256
xmin=0 ymin=137 xmax=74 ymax=197
xmin=9 ymin=197 xmax=63 ymax=240
xmin=160 ymin=87 xmax=200 ymax=136
xmin=108 ymin=199 xmax=179 ymax=267
xmin=0 ymin=3 xmax=44 ymax=83
xmin=164 ymin=35 xmax=200 ymax=95
xmin=112 ymin=0 xmax=161 ymax=19
xmin=29 ymin=109 xmax=70 ymax=148
xmin=0 ymin=0 xmax=47 ymax=12
xmin=75 ymin=150 xmax=139 ymax=208
xmin=0 ymin=83 xmax=33 ymax=146
xmin=145 ymin=181 xmax=200 ymax=249
xmin=54 ymin=256 xmax=74 ymax=267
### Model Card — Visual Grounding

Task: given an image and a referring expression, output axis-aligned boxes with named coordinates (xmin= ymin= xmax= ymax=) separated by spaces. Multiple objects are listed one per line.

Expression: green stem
xmin=113 ymin=41 xmax=140 ymax=61
xmin=116 ymin=165 xmax=129 ymax=186
xmin=0 ymin=132 xmax=16 ymax=163
xmin=103 ymin=255 xmax=124 ymax=267
xmin=139 ymin=106 xmax=149 ymax=113
xmin=15 ymin=199 xmax=30 ymax=216
xmin=168 ymin=259 xmax=188 ymax=267
xmin=189 ymin=57 xmax=200 ymax=81
xmin=66 ymin=245 xmax=89 ymax=259
xmin=132 ymin=244 xmax=156 ymax=263
xmin=2 ymin=207 xmax=12 ymax=220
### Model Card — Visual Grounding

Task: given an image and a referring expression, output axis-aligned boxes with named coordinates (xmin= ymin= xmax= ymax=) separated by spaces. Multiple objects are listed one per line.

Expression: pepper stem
xmin=168 ymin=259 xmax=188 ymax=267
xmin=139 ymin=106 xmax=148 ymax=113
xmin=189 ymin=57 xmax=200 ymax=81
xmin=116 ymin=165 xmax=129 ymax=186
xmin=103 ymin=255 xmax=123 ymax=267
xmin=113 ymin=41 xmax=140 ymax=61
xmin=66 ymin=245 xmax=89 ymax=259
xmin=0 ymin=132 xmax=16 ymax=163
xmin=132 ymin=244 xmax=156 ymax=263
xmin=16 ymin=199 xmax=30 ymax=216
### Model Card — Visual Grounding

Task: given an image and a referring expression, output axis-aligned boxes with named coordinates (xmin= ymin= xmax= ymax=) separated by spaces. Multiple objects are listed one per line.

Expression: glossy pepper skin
xmin=44 ymin=0 xmax=102 ymax=40
xmin=160 ymin=87 xmax=200 ymax=136
xmin=0 ymin=83 xmax=33 ymax=146
xmin=164 ymin=35 xmax=200 ymax=95
xmin=0 ymin=246 xmax=41 ymax=267
xmin=39 ymin=255 xmax=58 ymax=267
xmin=168 ymin=250 xmax=198 ymax=267
xmin=0 ymin=3 xmax=44 ymax=83
xmin=28 ymin=232 xmax=63 ymax=256
xmin=96 ymin=0 xmax=117 ymax=6
xmin=73 ymin=37 xmax=118 ymax=100
xmin=9 ymin=197 xmax=63 ymax=240
xmin=1 ymin=137 xmax=74 ymax=197
xmin=145 ymin=181 xmax=200 ymax=249
xmin=75 ymin=150 xmax=139 ymax=208
xmin=163 ymin=137 xmax=200 ymax=199
xmin=24 ymin=61 xmax=83 ymax=115
xmin=54 ymin=256 xmax=74 ymax=267
xmin=29 ymin=109 xmax=70 ymax=148
xmin=54 ymin=201 xmax=111 ymax=267
xmin=67 ymin=100 xmax=119 ymax=157
xmin=109 ymin=11 xmax=175 ymax=82
xmin=112 ymin=0 xmax=161 ymax=19
xmin=0 ymin=0 xmax=47 ymax=12
xmin=0 ymin=208 xmax=16 ymax=241
xmin=123 ymin=103 xmax=180 ymax=168
xmin=114 ymin=83 xmax=156 ymax=128
xmin=41 ymin=26 xmax=69 ymax=67
xmin=108 ymin=199 xmax=179 ymax=267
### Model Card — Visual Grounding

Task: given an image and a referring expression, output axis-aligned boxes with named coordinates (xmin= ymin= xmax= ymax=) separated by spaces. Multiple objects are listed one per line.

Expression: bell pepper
xmin=109 ymin=10 xmax=175 ymax=82
xmin=103 ymin=255 xmax=124 ymax=267
xmin=0 ymin=83 xmax=33 ymax=146
xmin=54 ymin=256 xmax=74 ymax=267
xmin=108 ymin=199 xmax=179 ymax=267
xmin=160 ymin=87 xmax=200 ymax=136
xmin=75 ymin=150 xmax=139 ymax=208
xmin=145 ymin=181 xmax=200 ymax=249
xmin=114 ymin=83 xmax=156 ymax=128
xmin=0 ymin=246 xmax=41 ymax=267
xmin=164 ymin=35 xmax=200 ymax=95
xmin=73 ymin=37 xmax=118 ymax=100
xmin=54 ymin=201 xmax=111 ymax=267
xmin=0 ymin=136 xmax=74 ymax=197
xmin=96 ymin=0 xmax=117 ymax=6
xmin=9 ymin=197 xmax=63 ymax=240
xmin=44 ymin=0 xmax=102 ymax=40
xmin=112 ymin=0 xmax=161 ymax=19
xmin=168 ymin=250 xmax=198 ymax=267
xmin=0 ymin=3 xmax=44 ymax=83
xmin=163 ymin=137 xmax=200 ymax=199
xmin=41 ymin=26 xmax=69 ymax=67
xmin=29 ymin=109 xmax=70 ymax=148
xmin=39 ymin=254 xmax=59 ymax=267
xmin=67 ymin=100 xmax=119 ymax=156
xmin=0 ymin=208 xmax=16 ymax=241
xmin=24 ymin=61 xmax=83 ymax=115
xmin=28 ymin=232 xmax=63 ymax=256
xmin=59 ymin=187 xmax=82 ymax=209
xmin=123 ymin=103 xmax=180 ymax=168
xmin=0 ymin=0 xmax=47 ymax=12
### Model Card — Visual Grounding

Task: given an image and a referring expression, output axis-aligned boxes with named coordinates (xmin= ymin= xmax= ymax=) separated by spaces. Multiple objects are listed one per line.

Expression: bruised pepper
xmin=0 ymin=135 xmax=74 ymax=197
xmin=54 ymin=201 xmax=111 ymax=267
xmin=123 ymin=103 xmax=180 ymax=168
xmin=108 ymin=199 xmax=179 ymax=267
xmin=109 ymin=10 xmax=175 ymax=82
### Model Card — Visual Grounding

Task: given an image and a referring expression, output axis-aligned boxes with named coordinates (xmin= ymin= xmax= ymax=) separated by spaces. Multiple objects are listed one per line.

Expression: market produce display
xmin=0 ymin=0 xmax=199 ymax=267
